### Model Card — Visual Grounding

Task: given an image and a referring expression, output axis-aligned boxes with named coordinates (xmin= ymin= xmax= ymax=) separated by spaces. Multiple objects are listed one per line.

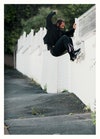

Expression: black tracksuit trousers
xmin=50 ymin=35 xmax=75 ymax=58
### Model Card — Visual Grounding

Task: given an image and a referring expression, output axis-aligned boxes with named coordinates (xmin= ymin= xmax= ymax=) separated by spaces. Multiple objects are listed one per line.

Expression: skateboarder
xmin=43 ymin=11 xmax=81 ymax=61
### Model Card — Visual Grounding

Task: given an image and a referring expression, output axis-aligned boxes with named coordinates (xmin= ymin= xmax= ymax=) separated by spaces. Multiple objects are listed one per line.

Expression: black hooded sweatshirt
xmin=43 ymin=11 xmax=75 ymax=50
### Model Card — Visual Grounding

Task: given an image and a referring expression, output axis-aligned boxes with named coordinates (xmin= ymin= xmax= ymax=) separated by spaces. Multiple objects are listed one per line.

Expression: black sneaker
xmin=70 ymin=57 xmax=76 ymax=61
xmin=69 ymin=48 xmax=81 ymax=61
xmin=70 ymin=49 xmax=81 ymax=61
xmin=74 ymin=48 xmax=81 ymax=55
xmin=70 ymin=54 xmax=77 ymax=61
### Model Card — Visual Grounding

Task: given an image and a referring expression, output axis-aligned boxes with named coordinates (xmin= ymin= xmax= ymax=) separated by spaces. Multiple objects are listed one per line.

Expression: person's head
xmin=56 ymin=19 xmax=65 ymax=29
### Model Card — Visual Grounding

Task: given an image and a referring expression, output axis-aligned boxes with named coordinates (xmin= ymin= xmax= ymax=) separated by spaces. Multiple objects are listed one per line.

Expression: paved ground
xmin=4 ymin=68 xmax=96 ymax=135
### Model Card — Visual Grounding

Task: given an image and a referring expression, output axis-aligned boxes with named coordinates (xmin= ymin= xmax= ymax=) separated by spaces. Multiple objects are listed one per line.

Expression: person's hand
xmin=53 ymin=10 xmax=58 ymax=14
xmin=73 ymin=23 xmax=76 ymax=30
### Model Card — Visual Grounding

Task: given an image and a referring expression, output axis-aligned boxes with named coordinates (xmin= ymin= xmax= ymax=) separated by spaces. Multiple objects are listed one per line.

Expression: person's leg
xmin=61 ymin=35 xmax=81 ymax=61
xmin=50 ymin=35 xmax=67 ymax=57
xmin=68 ymin=38 xmax=80 ymax=54
xmin=50 ymin=35 xmax=77 ymax=60
xmin=50 ymin=35 xmax=80 ymax=60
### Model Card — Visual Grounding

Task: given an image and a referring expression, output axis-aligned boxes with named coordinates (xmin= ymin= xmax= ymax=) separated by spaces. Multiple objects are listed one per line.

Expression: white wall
xmin=69 ymin=33 xmax=96 ymax=111
xmin=16 ymin=6 xmax=96 ymax=111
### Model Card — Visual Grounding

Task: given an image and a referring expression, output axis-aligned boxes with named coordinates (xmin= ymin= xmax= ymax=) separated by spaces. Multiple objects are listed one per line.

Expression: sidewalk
xmin=4 ymin=68 xmax=96 ymax=134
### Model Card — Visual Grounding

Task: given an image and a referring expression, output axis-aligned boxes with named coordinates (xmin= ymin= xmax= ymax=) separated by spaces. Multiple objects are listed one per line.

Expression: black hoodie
xmin=43 ymin=11 xmax=75 ymax=50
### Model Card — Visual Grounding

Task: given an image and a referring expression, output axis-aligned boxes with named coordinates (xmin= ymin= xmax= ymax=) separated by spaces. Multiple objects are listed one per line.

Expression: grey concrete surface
xmin=4 ymin=68 xmax=96 ymax=135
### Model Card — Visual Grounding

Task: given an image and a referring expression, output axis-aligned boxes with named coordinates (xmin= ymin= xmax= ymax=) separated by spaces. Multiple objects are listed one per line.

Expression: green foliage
xmin=61 ymin=89 xmax=69 ymax=93
xmin=4 ymin=4 xmax=39 ymax=54
xmin=4 ymin=4 xmax=94 ymax=54
xmin=31 ymin=107 xmax=45 ymax=117
xmin=91 ymin=111 xmax=96 ymax=125
xmin=83 ymin=105 xmax=91 ymax=112
xmin=21 ymin=7 xmax=64 ymax=33
xmin=32 ymin=107 xmax=40 ymax=115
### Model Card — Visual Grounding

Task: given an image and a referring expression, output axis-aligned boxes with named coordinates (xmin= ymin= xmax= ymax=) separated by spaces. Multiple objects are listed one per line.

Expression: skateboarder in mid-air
xmin=43 ymin=10 xmax=81 ymax=61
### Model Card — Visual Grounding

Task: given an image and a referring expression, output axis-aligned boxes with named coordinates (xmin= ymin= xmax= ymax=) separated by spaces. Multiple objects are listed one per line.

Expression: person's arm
xmin=64 ymin=23 xmax=76 ymax=37
xmin=65 ymin=28 xmax=75 ymax=37
xmin=46 ymin=11 xmax=56 ymax=29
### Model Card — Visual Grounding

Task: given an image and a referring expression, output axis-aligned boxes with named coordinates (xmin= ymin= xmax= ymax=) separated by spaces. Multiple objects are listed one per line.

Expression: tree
xmin=4 ymin=4 xmax=39 ymax=54
xmin=21 ymin=7 xmax=64 ymax=33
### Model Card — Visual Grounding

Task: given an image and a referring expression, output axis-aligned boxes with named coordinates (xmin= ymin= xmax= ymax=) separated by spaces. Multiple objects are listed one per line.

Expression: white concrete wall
xmin=16 ymin=6 xmax=96 ymax=111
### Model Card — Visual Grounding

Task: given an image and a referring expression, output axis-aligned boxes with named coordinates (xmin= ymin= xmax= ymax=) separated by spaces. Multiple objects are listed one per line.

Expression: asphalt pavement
xmin=4 ymin=68 xmax=96 ymax=135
